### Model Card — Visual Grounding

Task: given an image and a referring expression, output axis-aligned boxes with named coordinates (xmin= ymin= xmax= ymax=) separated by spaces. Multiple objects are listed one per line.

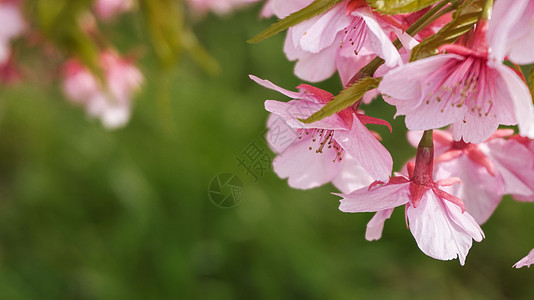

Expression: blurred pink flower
xmin=514 ymin=248 xmax=534 ymax=268
xmin=94 ymin=0 xmax=134 ymax=20
xmin=488 ymin=0 xmax=534 ymax=64
xmin=63 ymin=51 xmax=143 ymax=129
xmin=338 ymin=143 xmax=484 ymax=265
xmin=250 ymin=75 xmax=392 ymax=193
xmin=379 ymin=40 xmax=534 ymax=143
xmin=186 ymin=0 xmax=260 ymax=15
xmin=0 ymin=0 xmax=25 ymax=64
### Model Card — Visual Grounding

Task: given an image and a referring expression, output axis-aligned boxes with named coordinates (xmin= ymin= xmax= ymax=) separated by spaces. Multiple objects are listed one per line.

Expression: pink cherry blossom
xmin=338 ymin=137 xmax=484 ymax=265
xmin=379 ymin=28 xmax=534 ymax=143
xmin=488 ymin=0 xmax=534 ymax=64
xmin=0 ymin=0 xmax=25 ymax=64
xmin=62 ymin=51 xmax=143 ymax=129
xmin=338 ymin=175 xmax=483 ymax=265
xmin=407 ymin=130 xmax=534 ymax=224
xmin=282 ymin=0 xmax=410 ymax=84
xmin=250 ymin=75 xmax=392 ymax=193
xmin=186 ymin=0 xmax=260 ymax=15
xmin=514 ymin=248 xmax=534 ymax=268
xmin=94 ymin=0 xmax=134 ymax=20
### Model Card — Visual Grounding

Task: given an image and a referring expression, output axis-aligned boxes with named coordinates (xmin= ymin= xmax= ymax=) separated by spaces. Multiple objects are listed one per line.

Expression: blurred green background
xmin=0 ymin=3 xmax=533 ymax=299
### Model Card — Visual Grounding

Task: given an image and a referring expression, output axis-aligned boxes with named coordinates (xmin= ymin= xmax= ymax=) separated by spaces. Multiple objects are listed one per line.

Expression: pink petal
xmin=485 ymin=138 xmax=534 ymax=201
xmin=492 ymin=62 xmax=534 ymax=139
xmin=336 ymin=53 xmax=374 ymax=86
xmin=268 ymin=0 xmax=312 ymax=18
xmin=0 ymin=3 xmax=25 ymax=42
xmin=331 ymin=155 xmax=374 ymax=194
xmin=380 ymin=54 xmax=462 ymax=101
xmin=434 ymin=155 xmax=503 ymax=224
xmin=380 ymin=55 xmax=467 ymax=130
xmin=298 ymin=3 xmax=349 ymax=53
xmin=265 ymin=113 xmax=300 ymax=154
xmin=338 ymin=181 xmax=410 ymax=213
xmin=488 ymin=0 xmax=534 ymax=64
xmin=513 ymin=248 xmax=534 ymax=269
xmin=365 ymin=208 xmax=394 ymax=241
xmin=264 ymin=100 xmax=347 ymax=130
xmin=250 ymin=75 xmax=302 ymax=99
xmin=293 ymin=40 xmax=339 ymax=82
xmin=273 ymin=134 xmax=342 ymax=189
xmin=353 ymin=7 xmax=401 ymax=67
xmin=407 ymin=190 xmax=483 ymax=265
xmin=334 ymin=115 xmax=393 ymax=182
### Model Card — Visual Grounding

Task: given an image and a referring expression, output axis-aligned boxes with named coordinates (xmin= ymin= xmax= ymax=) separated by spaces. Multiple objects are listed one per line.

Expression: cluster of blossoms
xmin=252 ymin=0 xmax=534 ymax=267
xmin=0 ymin=0 xmax=259 ymax=128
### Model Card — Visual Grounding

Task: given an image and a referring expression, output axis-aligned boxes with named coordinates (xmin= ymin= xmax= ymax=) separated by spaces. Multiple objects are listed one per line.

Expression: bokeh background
xmin=1 ymin=3 xmax=534 ymax=299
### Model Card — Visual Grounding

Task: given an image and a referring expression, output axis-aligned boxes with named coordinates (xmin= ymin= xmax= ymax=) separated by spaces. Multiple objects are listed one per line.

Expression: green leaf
xmin=140 ymin=0 xmax=184 ymax=69
xmin=410 ymin=0 xmax=484 ymax=61
xmin=367 ymin=0 xmax=441 ymax=14
xmin=247 ymin=0 xmax=344 ymax=44
xmin=528 ymin=65 xmax=534 ymax=104
xmin=299 ymin=77 xmax=381 ymax=124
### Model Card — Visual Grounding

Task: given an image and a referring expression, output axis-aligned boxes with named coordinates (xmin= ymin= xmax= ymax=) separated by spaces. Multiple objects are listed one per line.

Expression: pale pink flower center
xmin=340 ymin=17 xmax=367 ymax=55
xmin=297 ymin=128 xmax=344 ymax=162
xmin=424 ymin=56 xmax=497 ymax=120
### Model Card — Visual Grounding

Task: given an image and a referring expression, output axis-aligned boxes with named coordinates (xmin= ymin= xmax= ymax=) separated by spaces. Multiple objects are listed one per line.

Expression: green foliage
xmin=367 ymin=0 xmax=441 ymax=14
xmin=299 ymin=77 xmax=381 ymax=124
xmin=140 ymin=0 xmax=220 ymax=73
xmin=247 ymin=0 xmax=344 ymax=44
xmin=410 ymin=0 xmax=484 ymax=61
xmin=140 ymin=0 xmax=185 ymax=68
xmin=29 ymin=0 xmax=101 ymax=78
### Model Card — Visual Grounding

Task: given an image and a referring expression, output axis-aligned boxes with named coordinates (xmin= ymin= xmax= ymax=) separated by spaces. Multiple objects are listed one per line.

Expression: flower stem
xmin=412 ymin=130 xmax=434 ymax=185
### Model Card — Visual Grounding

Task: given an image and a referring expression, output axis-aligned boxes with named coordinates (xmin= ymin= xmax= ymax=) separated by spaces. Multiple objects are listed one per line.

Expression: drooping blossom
xmin=338 ymin=132 xmax=484 ymax=265
xmin=487 ymin=0 xmax=534 ymax=64
xmin=186 ymin=0 xmax=260 ymax=15
xmin=94 ymin=0 xmax=134 ymax=20
xmin=0 ymin=0 xmax=25 ymax=64
xmin=379 ymin=20 xmax=534 ymax=143
xmin=278 ymin=0 xmax=413 ymax=84
xmin=408 ymin=129 xmax=534 ymax=224
xmin=62 ymin=51 xmax=143 ymax=129
xmin=250 ymin=75 xmax=392 ymax=193
xmin=514 ymin=248 xmax=534 ymax=268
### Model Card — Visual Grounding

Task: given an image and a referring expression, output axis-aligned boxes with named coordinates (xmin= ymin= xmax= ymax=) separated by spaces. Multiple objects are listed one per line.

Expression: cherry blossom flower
xmin=379 ymin=21 xmax=534 ymax=143
xmin=281 ymin=0 xmax=412 ymax=84
xmin=338 ymin=133 xmax=484 ymax=265
xmin=186 ymin=0 xmax=260 ymax=15
xmin=488 ymin=0 xmax=534 ymax=64
xmin=406 ymin=130 xmax=534 ymax=224
xmin=250 ymin=75 xmax=392 ymax=193
xmin=514 ymin=248 xmax=534 ymax=268
xmin=0 ymin=0 xmax=25 ymax=64
xmin=94 ymin=0 xmax=134 ymax=20
xmin=62 ymin=51 xmax=143 ymax=129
